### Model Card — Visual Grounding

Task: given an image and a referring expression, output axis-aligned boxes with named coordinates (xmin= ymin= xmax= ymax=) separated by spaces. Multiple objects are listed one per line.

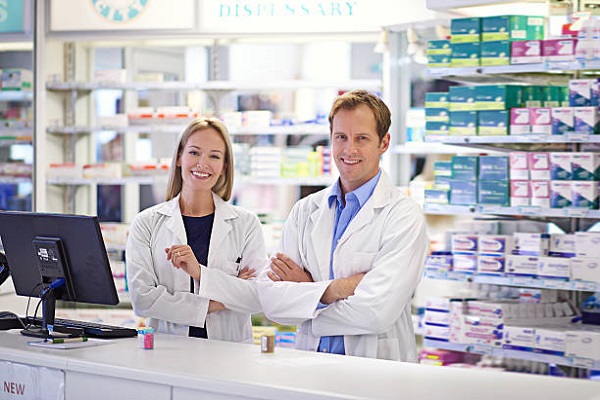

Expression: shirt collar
xmin=328 ymin=169 xmax=382 ymax=209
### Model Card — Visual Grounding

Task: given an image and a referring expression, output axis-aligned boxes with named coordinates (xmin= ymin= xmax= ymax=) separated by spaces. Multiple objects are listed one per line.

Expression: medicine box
xmin=425 ymin=92 xmax=449 ymax=108
xmin=542 ymin=38 xmax=578 ymax=61
xmin=529 ymin=152 xmax=550 ymax=180
xmin=550 ymin=181 xmax=572 ymax=208
xmin=451 ymin=17 xmax=481 ymax=43
xmin=506 ymin=255 xmax=539 ymax=277
xmin=523 ymin=86 xmax=544 ymax=108
xmin=571 ymin=181 xmax=599 ymax=209
xmin=425 ymin=107 xmax=449 ymax=122
xmin=450 ymin=180 xmax=478 ymax=205
xmin=530 ymin=180 xmax=550 ymax=207
xmin=570 ymin=257 xmax=600 ymax=283
xmin=509 ymin=152 xmax=529 ymax=180
xmin=573 ymin=106 xmax=599 ymax=134
xmin=449 ymin=111 xmax=477 ymax=136
xmin=1 ymin=69 xmax=33 ymax=91
xmin=482 ymin=15 xmax=544 ymax=42
xmin=451 ymin=156 xmax=479 ymax=180
xmin=480 ymin=40 xmax=511 ymax=66
xmin=425 ymin=121 xmax=449 ymax=136
xmin=510 ymin=180 xmax=530 ymax=206
xmin=569 ymin=79 xmax=594 ymax=107
xmin=450 ymin=42 xmax=480 ymax=67
xmin=537 ymin=256 xmax=570 ymax=280
xmin=449 ymin=86 xmax=476 ymax=111
xmin=479 ymin=235 xmax=513 ymax=255
xmin=574 ymin=232 xmax=600 ymax=258
xmin=529 ymin=108 xmax=552 ymax=135
xmin=511 ymin=40 xmax=542 ymax=64
xmin=542 ymin=86 xmax=566 ymax=107
xmin=478 ymin=110 xmax=509 ymax=136
xmin=510 ymin=108 xmax=531 ymax=135
xmin=477 ymin=255 xmax=505 ymax=275
xmin=475 ymin=85 xmax=522 ymax=110
xmin=479 ymin=156 xmax=509 ymax=180
xmin=549 ymin=152 xmax=572 ymax=180
xmin=427 ymin=40 xmax=452 ymax=55
xmin=478 ymin=180 xmax=509 ymax=206
xmin=551 ymin=107 xmax=574 ymax=135
xmin=452 ymin=234 xmax=478 ymax=254
xmin=513 ymin=233 xmax=549 ymax=256
xmin=428 ymin=54 xmax=450 ymax=68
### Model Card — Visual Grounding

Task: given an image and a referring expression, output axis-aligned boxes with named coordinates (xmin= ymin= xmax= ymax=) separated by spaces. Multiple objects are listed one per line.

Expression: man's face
xmin=331 ymin=104 xmax=389 ymax=194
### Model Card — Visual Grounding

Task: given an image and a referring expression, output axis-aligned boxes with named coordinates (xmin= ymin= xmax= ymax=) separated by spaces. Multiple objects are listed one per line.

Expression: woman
xmin=126 ymin=117 xmax=266 ymax=343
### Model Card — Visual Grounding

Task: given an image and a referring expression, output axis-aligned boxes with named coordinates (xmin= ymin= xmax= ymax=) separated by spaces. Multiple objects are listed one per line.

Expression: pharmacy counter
xmin=0 ymin=330 xmax=598 ymax=400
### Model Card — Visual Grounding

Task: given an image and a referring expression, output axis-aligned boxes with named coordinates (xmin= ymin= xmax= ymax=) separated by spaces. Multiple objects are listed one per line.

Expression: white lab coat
xmin=126 ymin=193 xmax=267 ymax=343
xmin=257 ymin=171 xmax=429 ymax=361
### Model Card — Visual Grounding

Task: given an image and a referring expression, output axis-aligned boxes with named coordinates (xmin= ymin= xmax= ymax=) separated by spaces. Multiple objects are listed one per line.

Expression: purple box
xmin=510 ymin=108 xmax=531 ymax=135
xmin=542 ymin=38 xmax=577 ymax=61
xmin=529 ymin=108 xmax=552 ymax=134
xmin=511 ymin=40 xmax=542 ymax=64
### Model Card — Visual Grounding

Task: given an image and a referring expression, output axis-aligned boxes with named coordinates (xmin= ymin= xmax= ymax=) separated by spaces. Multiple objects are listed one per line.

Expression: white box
xmin=537 ymin=256 xmax=570 ymax=280
xmin=565 ymin=328 xmax=600 ymax=360
xmin=574 ymin=232 xmax=600 ymax=258
xmin=509 ymin=152 xmax=529 ymax=180
xmin=530 ymin=180 xmax=550 ymax=208
xmin=510 ymin=180 xmax=530 ymax=206
xmin=478 ymin=235 xmax=514 ymax=255
xmin=570 ymin=257 xmax=600 ymax=283
xmin=506 ymin=255 xmax=539 ymax=277
xmin=513 ymin=232 xmax=549 ymax=256
xmin=528 ymin=152 xmax=551 ymax=180
xmin=503 ymin=325 xmax=536 ymax=351
xmin=535 ymin=327 xmax=566 ymax=356
xmin=549 ymin=234 xmax=576 ymax=257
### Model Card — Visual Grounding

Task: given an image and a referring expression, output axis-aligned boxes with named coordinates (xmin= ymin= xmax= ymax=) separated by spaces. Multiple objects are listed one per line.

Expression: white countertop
xmin=1 ymin=330 xmax=598 ymax=400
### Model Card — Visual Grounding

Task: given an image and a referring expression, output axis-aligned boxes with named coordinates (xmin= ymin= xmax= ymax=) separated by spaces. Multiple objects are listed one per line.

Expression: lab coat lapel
xmin=208 ymin=192 xmax=234 ymax=261
xmin=160 ymin=196 xmax=187 ymax=244
xmin=308 ymin=193 xmax=335 ymax=282
xmin=337 ymin=173 xmax=391 ymax=248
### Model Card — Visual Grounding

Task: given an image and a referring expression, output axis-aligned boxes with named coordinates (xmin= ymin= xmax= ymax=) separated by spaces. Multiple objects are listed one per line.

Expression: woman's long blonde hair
xmin=165 ymin=117 xmax=234 ymax=201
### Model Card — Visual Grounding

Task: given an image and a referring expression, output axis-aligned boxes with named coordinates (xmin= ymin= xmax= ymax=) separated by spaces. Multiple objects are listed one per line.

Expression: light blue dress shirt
xmin=317 ymin=170 xmax=381 ymax=355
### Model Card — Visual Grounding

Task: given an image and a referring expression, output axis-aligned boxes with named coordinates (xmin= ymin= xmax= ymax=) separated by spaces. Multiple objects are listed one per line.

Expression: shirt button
xmin=322 ymin=348 xmax=328 ymax=353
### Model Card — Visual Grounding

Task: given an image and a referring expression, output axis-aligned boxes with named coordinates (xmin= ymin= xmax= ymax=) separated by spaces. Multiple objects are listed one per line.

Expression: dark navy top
xmin=182 ymin=213 xmax=215 ymax=339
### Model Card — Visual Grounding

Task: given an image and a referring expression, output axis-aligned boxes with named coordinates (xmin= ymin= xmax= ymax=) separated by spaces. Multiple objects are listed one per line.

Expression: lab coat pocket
xmin=219 ymin=260 xmax=240 ymax=276
xmin=349 ymin=252 xmax=377 ymax=275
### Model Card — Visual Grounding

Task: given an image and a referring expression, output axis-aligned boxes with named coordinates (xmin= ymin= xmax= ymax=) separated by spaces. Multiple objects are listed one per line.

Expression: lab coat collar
xmin=154 ymin=192 xmax=238 ymax=249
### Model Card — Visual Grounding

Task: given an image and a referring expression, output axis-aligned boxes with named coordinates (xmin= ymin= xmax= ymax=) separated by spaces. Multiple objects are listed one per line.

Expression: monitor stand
xmin=20 ymin=288 xmax=83 ymax=339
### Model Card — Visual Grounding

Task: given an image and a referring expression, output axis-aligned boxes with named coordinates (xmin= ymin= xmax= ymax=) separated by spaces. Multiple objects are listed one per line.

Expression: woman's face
xmin=177 ymin=128 xmax=227 ymax=192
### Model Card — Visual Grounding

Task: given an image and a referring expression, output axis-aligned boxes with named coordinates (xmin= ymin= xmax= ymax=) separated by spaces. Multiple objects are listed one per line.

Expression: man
xmin=257 ymin=90 xmax=429 ymax=361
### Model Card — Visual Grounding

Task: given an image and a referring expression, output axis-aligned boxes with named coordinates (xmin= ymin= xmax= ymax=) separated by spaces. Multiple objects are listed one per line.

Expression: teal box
xmin=434 ymin=160 xmax=453 ymax=176
xmin=479 ymin=156 xmax=509 ymax=180
xmin=450 ymin=180 xmax=478 ymax=205
xmin=425 ymin=121 xmax=450 ymax=136
xmin=425 ymin=92 xmax=449 ymax=108
xmin=475 ymin=85 xmax=522 ymax=110
xmin=434 ymin=175 xmax=452 ymax=189
xmin=428 ymin=54 xmax=451 ymax=68
xmin=452 ymin=156 xmax=479 ymax=180
xmin=449 ymin=111 xmax=477 ymax=136
xmin=425 ymin=107 xmax=449 ymax=122
xmin=450 ymin=42 xmax=480 ymax=67
xmin=478 ymin=180 xmax=510 ymax=206
xmin=451 ymin=17 xmax=481 ymax=43
xmin=480 ymin=41 xmax=511 ymax=66
xmin=427 ymin=40 xmax=452 ymax=55
xmin=478 ymin=110 xmax=509 ymax=136
xmin=542 ymin=86 xmax=563 ymax=107
xmin=449 ymin=86 xmax=476 ymax=111
xmin=481 ymin=15 xmax=544 ymax=42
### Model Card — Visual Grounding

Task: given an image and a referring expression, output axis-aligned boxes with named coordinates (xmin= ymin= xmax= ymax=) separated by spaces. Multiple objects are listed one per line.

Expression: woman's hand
xmin=267 ymin=252 xmax=313 ymax=283
xmin=237 ymin=265 xmax=256 ymax=280
xmin=165 ymin=245 xmax=201 ymax=280
xmin=208 ymin=300 xmax=226 ymax=313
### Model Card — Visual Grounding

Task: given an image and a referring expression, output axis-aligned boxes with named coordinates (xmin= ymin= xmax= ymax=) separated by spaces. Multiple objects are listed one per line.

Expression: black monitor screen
xmin=0 ymin=211 xmax=118 ymax=306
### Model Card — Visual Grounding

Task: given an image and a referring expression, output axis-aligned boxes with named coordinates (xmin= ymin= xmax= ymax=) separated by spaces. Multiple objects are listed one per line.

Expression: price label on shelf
xmin=517 ymin=206 xmax=541 ymax=216
xmin=479 ymin=205 xmax=501 ymax=213
xmin=510 ymin=276 xmax=535 ymax=286
xmin=540 ymin=279 xmax=566 ymax=289
xmin=571 ymin=281 xmax=598 ymax=291
xmin=525 ymin=134 xmax=546 ymax=142
xmin=470 ymin=344 xmax=492 ymax=355
xmin=564 ymin=208 xmax=589 ymax=217
xmin=565 ymin=132 xmax=589 ymax=142
xmin=570 ymin=357 xmax=594 ymax=369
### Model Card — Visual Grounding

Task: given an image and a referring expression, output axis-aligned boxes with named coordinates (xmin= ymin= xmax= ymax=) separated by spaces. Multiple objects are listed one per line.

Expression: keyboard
xmin=28 ymin=317 xmax=137 ymax=339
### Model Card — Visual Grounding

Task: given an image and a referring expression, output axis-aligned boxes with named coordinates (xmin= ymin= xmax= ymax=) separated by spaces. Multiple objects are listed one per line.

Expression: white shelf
xmin=422 ymin=339 xmax=600 ymax=370
xmin=0 ymin=91 xmax=33 ymax=102
xmin=47 ymin=124 xmax=330 ymax=136
xmin=424 ymin=269 xmax=600 ymax=292
xmin=0 ymin=137 xmax=32 ymax=146
xmin=0 ymin=177 xmax=31 ymax=183
xmin=236 ymin=175 xmax=334 ymax=186
xmin=392 ymin=142 xmax=499 ymax=154
xmin=426 ymin=0 xmax=540 ymax=10
xmin=425 ymin=133 xmax=600 ymax=144
xmin=427 ymin=60 xmax=600 ymax=78
xmin=46 ymin=176 xmax=163 ymax=185
xmin=46 ymin=79 xmax=382 ymax=92
xmin=423 ymin=203 xmax=600 ymax=218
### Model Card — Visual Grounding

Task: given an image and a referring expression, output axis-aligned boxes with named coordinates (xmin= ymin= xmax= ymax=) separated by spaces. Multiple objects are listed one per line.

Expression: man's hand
xmin=320 ymin=272 xmax=366 ymax=305
xmin=267 ymin=252 xmax=313 ymax=283
xmin=237 ymin=266 xmax=256 ymax=280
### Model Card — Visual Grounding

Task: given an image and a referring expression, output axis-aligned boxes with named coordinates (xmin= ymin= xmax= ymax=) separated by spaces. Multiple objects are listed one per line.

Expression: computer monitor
xmin=0 ymin=211 xmax=119 ymax=339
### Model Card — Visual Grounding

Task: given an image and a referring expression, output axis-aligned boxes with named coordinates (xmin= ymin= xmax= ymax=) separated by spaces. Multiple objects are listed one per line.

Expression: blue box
xmin=478 ymin=180 xmax=510 ymax=206
xmin=452 ymin=156 xmax=479 ymax=180
xmin=450 ymin=180 xmax=478 ymax=205
xmin=479 ymin=156 xmax=509 ymax=180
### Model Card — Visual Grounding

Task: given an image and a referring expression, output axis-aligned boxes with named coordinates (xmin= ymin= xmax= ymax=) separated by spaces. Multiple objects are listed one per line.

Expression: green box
xmin=449 ymin=86 xmax=476 ymax=111
xmin=478 ymin=180 xmax=510 ymax=206
xmin=475 ymin=85 xmax=522 ymax=110
xmin=542 ymin=86 xmax=563 ymax=107
xmin=478 ymin=110 xmax=509 ymax=136
xmin=450 ymin=42 xmax=480 ymax=67
xmin=450 ymin=111 xmax=478 ymax=136
xmin=427 ymin=40 xmax=451 ymax=55
xmin=451 ymin=17 xmax=481 ymax=43
xmin=481 ymin=15 xmax=544 ymax=42
xmin=524 ymin=85 xmax=544 ymax=108
xmin=425 ymin=121 xmax=450 ymax=136
xmin=425 ymin=92 xmax=449 ymax=108
xmin=425 ymin=107 xmax=449 ymax=122
xmin=428 ymin=54 xmax=450 ymax=68
xmin=480 ymin=40 xmax=511 ymax=66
